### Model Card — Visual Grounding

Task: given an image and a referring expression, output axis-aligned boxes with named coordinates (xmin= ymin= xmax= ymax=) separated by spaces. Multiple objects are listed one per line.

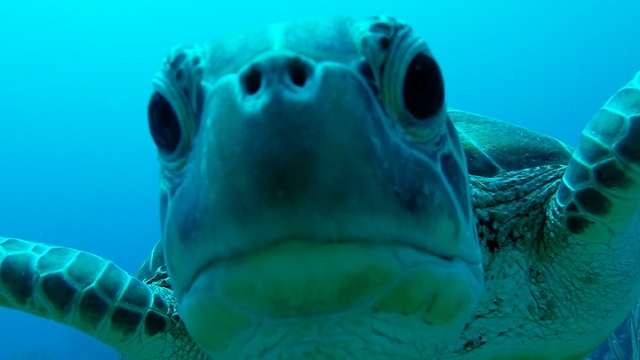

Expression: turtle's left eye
xmin=403 ymin=53 xmax=444 ymax=120
xmin=148 ymin=92 xmax=182 ymax=154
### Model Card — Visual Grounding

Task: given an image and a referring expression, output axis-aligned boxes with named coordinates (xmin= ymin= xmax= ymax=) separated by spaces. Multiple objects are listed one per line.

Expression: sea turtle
xmin=1 ymin=15 xmax=640 ymax=359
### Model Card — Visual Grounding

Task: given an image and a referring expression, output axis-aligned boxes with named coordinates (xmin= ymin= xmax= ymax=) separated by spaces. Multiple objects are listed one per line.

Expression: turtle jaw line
xmin=182 ymin=237 xmax=476 ymax=297
xmin=178 ymin=239 xmax=483 ymax=356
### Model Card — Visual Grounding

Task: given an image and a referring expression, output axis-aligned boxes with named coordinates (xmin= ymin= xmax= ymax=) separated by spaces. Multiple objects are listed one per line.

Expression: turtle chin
xmin=178 ymin=240 xmax=482 ymax=358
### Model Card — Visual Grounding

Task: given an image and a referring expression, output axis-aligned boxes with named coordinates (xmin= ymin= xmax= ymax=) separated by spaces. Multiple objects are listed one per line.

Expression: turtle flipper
xmin=556 ymin=72 xmax=640 ymax=240
xmin=0 ymin=237 xmax=191 ymax=359
xmin=533 ymin=72 xmax=640 ymax=353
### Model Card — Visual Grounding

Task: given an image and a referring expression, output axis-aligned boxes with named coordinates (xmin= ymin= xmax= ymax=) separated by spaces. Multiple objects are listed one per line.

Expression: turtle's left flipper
xmin=540 ymin=71 xmax=640 ymax=346
xmin=554 ymin=72 xmax=640 ymax=243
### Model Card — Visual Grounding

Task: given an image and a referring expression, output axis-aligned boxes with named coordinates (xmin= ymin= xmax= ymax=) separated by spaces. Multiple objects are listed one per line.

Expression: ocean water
xmin=0 ymin=0 xmax=639 ymax=358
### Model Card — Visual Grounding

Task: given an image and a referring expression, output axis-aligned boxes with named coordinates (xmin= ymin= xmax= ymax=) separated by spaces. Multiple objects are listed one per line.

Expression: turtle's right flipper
xmin=0 ymin=237 xmax=180 ymax=359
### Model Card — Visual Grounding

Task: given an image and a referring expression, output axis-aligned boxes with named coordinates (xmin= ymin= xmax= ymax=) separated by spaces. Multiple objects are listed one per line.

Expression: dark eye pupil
xmin=403 ymin=53 xmax=444 ymax=120
xmin=148 ymin=92 xmax=181 ymax=153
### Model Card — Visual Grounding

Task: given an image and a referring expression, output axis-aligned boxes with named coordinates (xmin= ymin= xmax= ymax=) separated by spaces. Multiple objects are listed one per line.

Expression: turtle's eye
xmin=148 ymin=92 xmax=182 ymax=154
xmin=403 ymin=53 xmax=444 ymax=120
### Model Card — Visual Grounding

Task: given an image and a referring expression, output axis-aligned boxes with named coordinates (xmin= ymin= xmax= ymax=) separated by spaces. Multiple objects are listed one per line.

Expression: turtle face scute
xmin=148 ymin=16 xmax=482 ymax=358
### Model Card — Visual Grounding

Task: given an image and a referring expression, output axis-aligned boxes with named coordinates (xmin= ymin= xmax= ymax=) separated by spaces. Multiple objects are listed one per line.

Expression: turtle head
xmin=148 ymin=15 xmax=482 ymax=358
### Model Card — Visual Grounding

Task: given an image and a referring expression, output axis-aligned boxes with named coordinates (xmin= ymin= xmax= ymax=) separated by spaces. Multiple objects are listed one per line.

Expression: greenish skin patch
xmin=1 ymin=15 xmax=640 ymax=360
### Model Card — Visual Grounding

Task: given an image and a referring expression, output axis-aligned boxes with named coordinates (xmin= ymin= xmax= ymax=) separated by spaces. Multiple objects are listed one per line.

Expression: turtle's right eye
xmin=148 ymin=92 xmax=182 ymax=154
xmin=403 ymin=52 xmax=444 ymax=120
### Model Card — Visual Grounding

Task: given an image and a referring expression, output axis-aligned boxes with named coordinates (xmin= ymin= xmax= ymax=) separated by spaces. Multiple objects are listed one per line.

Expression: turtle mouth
xmin=178 ymin=239 xmax=482 ymax=355
xmin=182 ymin=237 xmax=476 ymax=298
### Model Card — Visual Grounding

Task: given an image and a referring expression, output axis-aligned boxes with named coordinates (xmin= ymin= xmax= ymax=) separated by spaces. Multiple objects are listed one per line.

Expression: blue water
xmin=0 ymin=1 xmax=639 ymax=358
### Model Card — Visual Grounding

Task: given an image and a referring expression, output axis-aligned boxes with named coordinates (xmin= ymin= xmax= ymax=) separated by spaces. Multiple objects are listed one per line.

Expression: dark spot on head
xmin=1 ymin=253 xmax=35 ymax=304
xmin=380 ymin=37 xmax=390 ymax=50
xmin=97 ymin=263 xmax=127 ymax=301
xmin=42 ymin=272 xmax=78 ymax=315
xmin=394 ymin=187 xmax=420 ymax=214
xmin=170 ymin=53 xmax=186 ymax=70
xmin=79 ymin=287 xmax=110 ymax=328
xmin=176 ymin=69 xmax=183 ymax=81
xmin=144 ymin=311 xmax=168 ymax=337
xmin=615 ymin=115 xmax=640 ymax=165
xmin=573 ymin=187 xmax=612 ymax=216
xmin=565 ymin=214 xmax=593 ymax=234
xmin=111 ymin=306 xmax=142 ymax=336
xmin=192 ymin=57 xmax=200 ymax=66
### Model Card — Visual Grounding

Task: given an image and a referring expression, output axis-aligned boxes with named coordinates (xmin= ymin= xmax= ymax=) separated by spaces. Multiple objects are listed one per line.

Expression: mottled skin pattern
xmin=1 ymin=15 xmax=640 ymax=360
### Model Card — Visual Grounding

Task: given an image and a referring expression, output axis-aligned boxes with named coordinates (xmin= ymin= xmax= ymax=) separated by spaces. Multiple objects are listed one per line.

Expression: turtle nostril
xmin=288 ymin=60 xmax=308 ymax=87
xmin=242 ymin=66 xmax=262 ymax=95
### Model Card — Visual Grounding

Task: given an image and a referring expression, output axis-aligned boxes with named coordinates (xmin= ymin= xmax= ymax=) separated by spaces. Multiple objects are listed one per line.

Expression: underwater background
xmin=0 ymin=0 xmax=639 ymax=358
